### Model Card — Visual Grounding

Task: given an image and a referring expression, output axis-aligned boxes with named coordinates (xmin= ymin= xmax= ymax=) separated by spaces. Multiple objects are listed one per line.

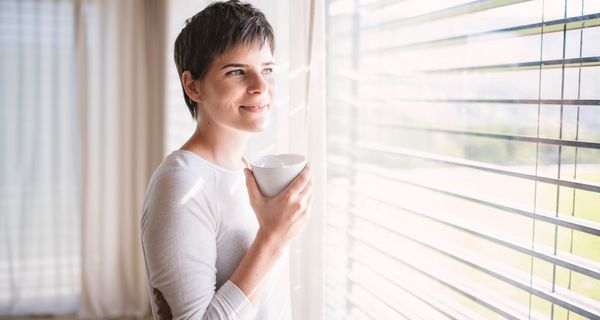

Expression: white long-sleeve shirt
xmin=141 ymin=150 xmax=292 ymax=320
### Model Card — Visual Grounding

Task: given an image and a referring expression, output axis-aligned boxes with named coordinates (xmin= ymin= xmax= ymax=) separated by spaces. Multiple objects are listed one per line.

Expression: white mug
xmin=250 ymin=154 xmax=307 ymax=197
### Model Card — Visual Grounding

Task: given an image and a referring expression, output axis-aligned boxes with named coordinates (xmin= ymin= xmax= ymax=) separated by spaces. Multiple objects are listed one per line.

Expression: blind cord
xmin=566 ymin=1 xmax=586 ymax=319
xmin=528 ymin=0 xmax=545 ymax=317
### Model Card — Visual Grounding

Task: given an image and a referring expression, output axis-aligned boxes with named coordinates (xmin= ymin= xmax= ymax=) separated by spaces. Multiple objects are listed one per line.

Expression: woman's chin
xmin=250 ymin=116 xmax=271 ymax=132
xmin=248 ymin=124 xmax=268 ymax=133
xmin=239 ymin=119 xmax=270 ymax=133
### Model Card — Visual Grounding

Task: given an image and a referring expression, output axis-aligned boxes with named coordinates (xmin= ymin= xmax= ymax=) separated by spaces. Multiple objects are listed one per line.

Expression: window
xmin=0 ymin=0 xmax=80 ymax=315
xmin=325 ymin=0 xmax=600 ymax=318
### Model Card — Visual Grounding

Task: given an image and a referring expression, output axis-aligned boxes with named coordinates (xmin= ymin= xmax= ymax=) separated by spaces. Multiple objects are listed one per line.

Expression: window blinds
xmin=325 ymin=0 xmax=600 ymax=319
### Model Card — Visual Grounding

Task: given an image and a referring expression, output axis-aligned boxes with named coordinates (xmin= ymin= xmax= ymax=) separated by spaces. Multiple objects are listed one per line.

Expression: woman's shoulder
xmin=142 ymin=151 xmax=221 ymax=224
xmin=141 ymin=152 xmax=221 ymax=241
xmin=144 ymin=150 xmax=246 ymax=209
xmin=150 ymin=150 xmax=216 ymax=184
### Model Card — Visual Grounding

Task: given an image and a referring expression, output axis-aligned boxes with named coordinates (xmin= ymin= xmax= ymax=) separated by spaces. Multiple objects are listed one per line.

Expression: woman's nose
xmin=247 ymin=71 xmax=268 ymax=94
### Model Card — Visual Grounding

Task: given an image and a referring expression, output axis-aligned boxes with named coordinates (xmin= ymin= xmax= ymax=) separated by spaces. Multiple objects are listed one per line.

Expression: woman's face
xmin=197 ymin=42 xmax=275 ymax=133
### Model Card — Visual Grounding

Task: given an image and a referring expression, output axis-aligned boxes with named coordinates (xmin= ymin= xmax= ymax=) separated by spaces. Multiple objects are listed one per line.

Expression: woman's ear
xmin=182 ymin=71 xmax=202 ymax=104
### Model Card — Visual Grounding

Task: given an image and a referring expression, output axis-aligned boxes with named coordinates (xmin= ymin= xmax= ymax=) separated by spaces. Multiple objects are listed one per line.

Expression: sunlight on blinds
xmin=325 ymin=0 xmax=600 ymax=319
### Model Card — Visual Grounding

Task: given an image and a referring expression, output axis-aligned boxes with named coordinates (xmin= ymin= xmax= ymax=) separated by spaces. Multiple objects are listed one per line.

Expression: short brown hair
xmin=174 ymin=0 xmax=275 ymax=120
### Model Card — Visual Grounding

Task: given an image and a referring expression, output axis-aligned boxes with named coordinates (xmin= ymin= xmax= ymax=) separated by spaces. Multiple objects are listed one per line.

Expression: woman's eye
xmin=226 ymin=69 xmax=244 ymax=76
xmin=263 ymin=68 xmax=273 ymax=74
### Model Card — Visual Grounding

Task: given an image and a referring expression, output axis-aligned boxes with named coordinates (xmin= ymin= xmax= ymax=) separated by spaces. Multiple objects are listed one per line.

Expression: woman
xmin=141 ymin=1 xmax=313 ymax=319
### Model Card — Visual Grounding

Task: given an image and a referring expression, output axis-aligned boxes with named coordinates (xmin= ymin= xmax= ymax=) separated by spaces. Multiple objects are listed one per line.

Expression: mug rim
xmin=250 ymin=153 xmax=306 ymax=169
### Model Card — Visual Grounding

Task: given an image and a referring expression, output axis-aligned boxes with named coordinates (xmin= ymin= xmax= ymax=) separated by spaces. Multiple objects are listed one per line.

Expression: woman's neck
xmin=180 ymin=121 xmax=249 ymax=171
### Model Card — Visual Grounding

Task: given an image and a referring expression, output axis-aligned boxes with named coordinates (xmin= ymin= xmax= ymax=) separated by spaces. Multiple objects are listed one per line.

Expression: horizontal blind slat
xmin=330 ymin=139 xmax=600 ymax=193
xmin=341 ymin=223 xmax=531 ymax=320
xmin=424 ymin=56 xmax=600 ymax=73
xmin=360 ymin=13 xmax=600 ymax=53
xmin=362 ymin=0 xmax=531 ymax=30
xmin=345 ymin=217 xmax=600 ymax=319
xmin=331 ymin=184 xmax=600 ymax=280
xmin=347 ymin=258 xmax=496 ymax=320
xmin=326 ymin=223 xmax=514 ymax=320
xmin=327 ymin=160 xmax=600 ymax=237
xmin=329 ymin=93 xmax=600 ymax=107
xmin=328 ymin=119 xmax=600 ymax=150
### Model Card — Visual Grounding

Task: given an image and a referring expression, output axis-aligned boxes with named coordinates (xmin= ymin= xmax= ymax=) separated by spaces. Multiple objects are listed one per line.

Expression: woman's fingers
xmin=298 ymin=178 xmax=313 ymax=200
xmin=307 ymin=193 xmax=314 ymax=208
xmin=282 ymin=163 xmax=312 ymax=196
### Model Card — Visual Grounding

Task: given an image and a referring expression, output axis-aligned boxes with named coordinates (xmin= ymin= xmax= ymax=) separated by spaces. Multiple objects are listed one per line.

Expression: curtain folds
xmin=76 ymin=0 xmax=166 ymax=318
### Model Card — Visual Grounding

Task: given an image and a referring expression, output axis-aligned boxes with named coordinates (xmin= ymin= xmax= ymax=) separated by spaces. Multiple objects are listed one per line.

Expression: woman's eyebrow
xmin=220 ymin=61 xmax=275 ymax=69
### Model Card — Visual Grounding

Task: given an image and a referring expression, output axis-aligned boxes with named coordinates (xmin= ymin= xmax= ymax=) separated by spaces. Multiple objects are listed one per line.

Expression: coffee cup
xmin=250 ymin=154 xmax=307 ymax=197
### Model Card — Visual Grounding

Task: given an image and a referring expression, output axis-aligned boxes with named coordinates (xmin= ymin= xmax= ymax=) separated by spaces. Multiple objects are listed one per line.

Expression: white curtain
xmin=1 ymin=0 xmax=81 ymax=315
xmin=286 ymin=0 xmax=326 ymax=319
xmin=75 ymin=0 xmax=166 ymax=318
xmin=1 ymin=0 xmax=166 ymax=317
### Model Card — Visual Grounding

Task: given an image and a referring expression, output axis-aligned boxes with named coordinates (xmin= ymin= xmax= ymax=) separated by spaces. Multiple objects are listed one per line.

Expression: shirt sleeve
xmin=141 ymin=170 xmax=256 ymax=320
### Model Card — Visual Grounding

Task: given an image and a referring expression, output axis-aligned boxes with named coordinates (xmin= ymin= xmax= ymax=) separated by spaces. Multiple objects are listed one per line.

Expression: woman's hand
xmin=244 ymin=163 xmax=313 ymax=245
xmin=231 ymin=163 xmax=313 ymax=304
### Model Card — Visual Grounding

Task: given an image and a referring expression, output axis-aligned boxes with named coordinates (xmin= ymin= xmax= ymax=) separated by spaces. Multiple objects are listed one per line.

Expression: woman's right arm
xmin=230 ymin=162 xmax=313 ymax=305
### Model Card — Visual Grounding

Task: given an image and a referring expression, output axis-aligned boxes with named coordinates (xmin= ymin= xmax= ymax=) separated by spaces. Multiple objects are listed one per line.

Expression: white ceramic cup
xmin=250 ymin=154 xmax=307 ymax=197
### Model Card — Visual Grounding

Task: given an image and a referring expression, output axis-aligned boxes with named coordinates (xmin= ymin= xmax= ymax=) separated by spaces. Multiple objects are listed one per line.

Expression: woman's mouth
xmin=240 ymin=105 xmax=268 ymax=112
